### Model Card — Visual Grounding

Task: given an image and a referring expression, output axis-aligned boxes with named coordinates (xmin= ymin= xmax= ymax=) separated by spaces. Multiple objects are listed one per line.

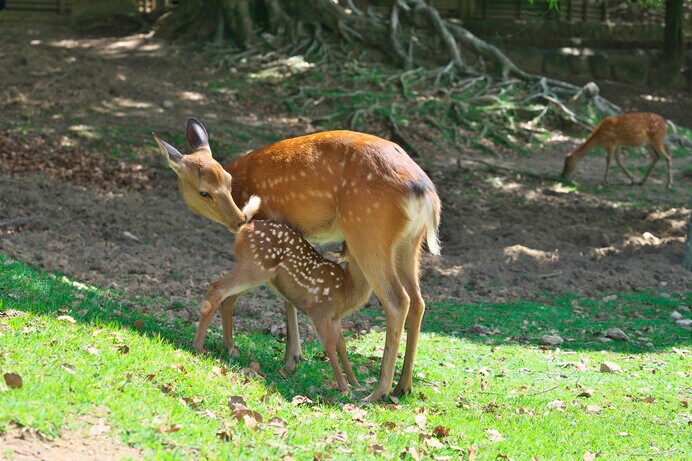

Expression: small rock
xmin=670 ymin=311 xmax=683 ymax=321
xmin=598 ymin=337 xmax=613 ymax=343
xmin=162 ymin=100 xmax=174 ymax=108
xmin=676 ymin=319 xmax=692 ymax=328
xmin=602 ymin=294 xmax=618 ymax=302
xmin=603 ymin=328 xmax=630 ymax=341
xmin=467 ymin=324 xmax=487 ymax=334
xmin=678 ymin=305 xmax=690 ymax=313
xmin=600 ymin=361 xmax=622 ymax=373
xmin=541 ymin=335 xmax=564 ymax=346
xmin=123 ymin=231 xmax=140 ymax=242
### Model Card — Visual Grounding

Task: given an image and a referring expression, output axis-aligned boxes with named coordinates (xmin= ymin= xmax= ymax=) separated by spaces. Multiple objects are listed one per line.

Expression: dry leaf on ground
xmin=485 ymin=428 xmax=504 ymax=441
xmin=600 ymin=362 xmax=622 ymax=373
xmin=3 ymin=372 xmax=23 ymax=389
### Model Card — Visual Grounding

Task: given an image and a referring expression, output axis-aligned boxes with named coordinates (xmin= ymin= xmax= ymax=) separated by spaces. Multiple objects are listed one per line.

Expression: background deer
xmin=154 ymin=118 xmax=441 ymax=402
xmin=194 ymin=195 xmax=372 ymax=393
xmin=560 ymin=112 xmax=673 ymax=188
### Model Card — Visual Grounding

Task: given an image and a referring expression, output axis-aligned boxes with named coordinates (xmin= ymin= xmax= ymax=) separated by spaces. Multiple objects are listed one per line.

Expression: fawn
xmin=194 ymin=196 xmax=372 ymax=393
xmin=561 ymin=112 xmax=672 ymax=188
xmin=154 ymin=118 xmax=440 ymax=401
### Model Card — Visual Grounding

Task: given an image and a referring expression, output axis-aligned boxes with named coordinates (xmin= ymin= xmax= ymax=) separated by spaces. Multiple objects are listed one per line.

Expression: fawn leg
xmin=314 ymin=318 xmax=350 ymax=393
xmin=194 ymin=270 xmax=269 ymax=353
xmin=335 ymin=324 xmax=359 ymax=387
xmin=613 ymin=147 xmax=635 ymax=184
xmin=220 ymin=295 xmax=240 ymax=356
xmin=283 ymin=301 xmax=304 ymax=372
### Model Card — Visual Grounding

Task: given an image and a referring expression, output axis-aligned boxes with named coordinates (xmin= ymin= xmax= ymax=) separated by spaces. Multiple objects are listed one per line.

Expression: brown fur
xmin=194 ymin=219 xmax=371 ymax=393
xmin=561 ymin=112 xmax=673 ymax=188
xmin=155 ymin=121 xmax=441 ymax=401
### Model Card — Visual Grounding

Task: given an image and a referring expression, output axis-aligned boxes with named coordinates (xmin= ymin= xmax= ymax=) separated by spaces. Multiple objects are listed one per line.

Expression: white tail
xmin=241 ymin=195 xmax=262 ymax=221
xmin=155 ymin=118 xmax=441 ymax=401
xmin=194 ymin=199 xmax=372 ymax=393
xmin=561 ymin=112 xmax=673 ymax=188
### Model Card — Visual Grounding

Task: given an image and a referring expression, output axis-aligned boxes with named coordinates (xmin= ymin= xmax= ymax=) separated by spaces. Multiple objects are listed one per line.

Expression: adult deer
xmin=154 ymin=118 xmax=441 ymax=402
xmin=560 ymin=112 xmax=673 ymax=188
xmin=195 ymin=195 xmax=372 ymax=393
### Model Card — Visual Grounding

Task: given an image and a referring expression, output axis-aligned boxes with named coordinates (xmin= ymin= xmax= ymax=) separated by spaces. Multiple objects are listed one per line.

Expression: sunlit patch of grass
xmin=1 ymin=254 xmax=690 ymax=460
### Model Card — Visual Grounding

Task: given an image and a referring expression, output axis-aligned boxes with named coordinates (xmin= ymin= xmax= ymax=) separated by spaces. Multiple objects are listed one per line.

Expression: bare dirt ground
xmin=1 ymin=14 xmax=691 ymax=334
xmin=0 ymin=11 xmax=690 ymax=457
xmin=0 ymin=418 xmax=142 ymax=461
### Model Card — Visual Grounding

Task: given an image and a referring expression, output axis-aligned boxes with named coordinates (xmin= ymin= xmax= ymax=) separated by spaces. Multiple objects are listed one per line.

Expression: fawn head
xmin=153 ymin=118 xmax=247 ymax=232
xmin=560 ymin=150 xmax=578 ymax=178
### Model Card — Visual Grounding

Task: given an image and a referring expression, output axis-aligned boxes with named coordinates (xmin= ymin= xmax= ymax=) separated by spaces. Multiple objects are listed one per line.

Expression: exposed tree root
xmin=160 ymin=0 xmax=662 ymax=157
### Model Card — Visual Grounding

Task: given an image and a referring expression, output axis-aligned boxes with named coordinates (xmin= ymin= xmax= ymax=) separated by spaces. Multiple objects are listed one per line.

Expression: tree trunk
xmin=663 ymin=0 xmax=684 ymax=65
xmin=683 ymin=212 xmax=692 ymax=271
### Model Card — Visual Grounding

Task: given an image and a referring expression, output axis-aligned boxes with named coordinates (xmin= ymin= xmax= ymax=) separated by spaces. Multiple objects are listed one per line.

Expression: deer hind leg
xmin=392 ymin=232 xmax=426 ymax=397
xmin=282 ymin=301 xmax=304 ymax=373
xmin=602 ymin=146 xmax=614 ymax=185
xmin=643 ymin=140 xmax=673 ymax=188
xmin=336 ymin=323 xmax=359 ymax=387
xmin=193 ymin=268 xmax=272 ymax=353
xmin=639 ymin=145 xmax=662 ymax=186
xmin=313 ymin=317 xmax=350 ymax=393
xmin=345 ymin=233 xmax=409 ymax=401
xmin=613 ymin=147 xmax=635 ymax=184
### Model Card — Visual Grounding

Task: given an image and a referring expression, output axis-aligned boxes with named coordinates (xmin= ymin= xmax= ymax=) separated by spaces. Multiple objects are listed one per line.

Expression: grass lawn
xmin=1 ymin=253 xmax=690 ymax=460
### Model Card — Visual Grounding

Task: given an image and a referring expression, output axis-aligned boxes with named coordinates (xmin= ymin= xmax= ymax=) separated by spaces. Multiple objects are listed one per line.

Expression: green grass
xmin=1 ymin=254 xmax=691 ymax=460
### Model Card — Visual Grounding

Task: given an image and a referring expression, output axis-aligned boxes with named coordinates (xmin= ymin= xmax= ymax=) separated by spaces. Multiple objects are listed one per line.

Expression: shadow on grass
xmin=2 ymin=254 xmax=690 ymax=403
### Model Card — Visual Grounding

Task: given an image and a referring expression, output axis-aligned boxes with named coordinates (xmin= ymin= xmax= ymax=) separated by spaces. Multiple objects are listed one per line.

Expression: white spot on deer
xmin=322 ymin=287 xmax=330 ymax=296
xmin=367 ymin=173 xmax=373 ymax=181
xmin=299 ymin=171 xmax=307 ymax=177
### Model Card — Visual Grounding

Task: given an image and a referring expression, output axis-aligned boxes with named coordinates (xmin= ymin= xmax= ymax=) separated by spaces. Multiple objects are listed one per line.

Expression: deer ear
xmin=152 ymin=132 xmax=183 ymax=171
xmin=186 ymin=117 xmax=209 ymax=150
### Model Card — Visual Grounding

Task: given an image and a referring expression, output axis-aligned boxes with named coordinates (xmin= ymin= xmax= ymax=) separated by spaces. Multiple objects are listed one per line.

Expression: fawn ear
xmin=186 ymin=117 xmax=209 ymax=151
xmin=152 ymin=132 xmax=183 ymax=172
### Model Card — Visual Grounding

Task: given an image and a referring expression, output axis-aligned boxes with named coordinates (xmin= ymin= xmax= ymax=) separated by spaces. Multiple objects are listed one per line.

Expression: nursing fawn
xmin=561 ymin=113 xmax=672 ymax=188
xmin=194 ymin=196 xmax=372 ymax=393
xmin=154 ymin=118 xmax=440 ymax=401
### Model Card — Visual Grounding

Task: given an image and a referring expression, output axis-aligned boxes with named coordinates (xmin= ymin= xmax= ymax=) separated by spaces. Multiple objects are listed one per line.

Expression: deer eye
xmin=199 ymin=191 xmax=211 ymax=199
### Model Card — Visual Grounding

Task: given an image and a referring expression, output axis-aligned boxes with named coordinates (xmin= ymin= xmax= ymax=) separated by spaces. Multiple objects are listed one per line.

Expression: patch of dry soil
xmin=1 ymin=420 xmax=142 ymax=461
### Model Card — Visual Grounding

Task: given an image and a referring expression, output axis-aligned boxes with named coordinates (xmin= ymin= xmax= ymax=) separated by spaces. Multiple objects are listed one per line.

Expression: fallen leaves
xmin=57 ymin=314 xmax=77 ymax=324
xmin=3 ymin=372 xmax=23 ymax=389
xmin=342 ymin=403 xmax=367 ymax=422
xmin=546 ymin=400 xmax=566 ymax=412
xmin=324 ymin=431 xmax=348 ymax=444
xmin=216 ymin=427 xmax=234 ymax=441
xmin=540 ymin=335 xmax=564 ymax=346
xmin=155 ymin=423 xmax=182 ymax=434
xmin=484 ymin=428 xmax=504 ymax=442
xmin=367 ymin=444 xmax=384 ymax=454
xmin=228 ymin=395 xmax=263 ymax=430
xmin=414 ymin=413 xmax=427 ymax=430
xmin=291 ymin=395 xmax=313 ymax=406
xmin=599 ymin=362 xmax=622 ymax=373
xmin=432 ymin=425 xmax=450 ymax=439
